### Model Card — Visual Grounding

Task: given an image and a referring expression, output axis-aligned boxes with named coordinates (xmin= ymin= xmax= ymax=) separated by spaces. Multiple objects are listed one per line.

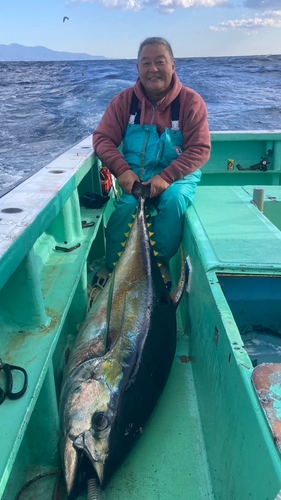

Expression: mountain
xmin=0 ymin=44 xmax=107 ymax=61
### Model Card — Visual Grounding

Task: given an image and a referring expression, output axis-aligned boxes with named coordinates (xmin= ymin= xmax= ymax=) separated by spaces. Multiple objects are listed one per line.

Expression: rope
xmin=87 ymin=477 xmax=103 ymax=500
xmin=15 ymin=470 xmax=59 ymax=500
xmin=86 ymin=282 xmax=104 ymax=314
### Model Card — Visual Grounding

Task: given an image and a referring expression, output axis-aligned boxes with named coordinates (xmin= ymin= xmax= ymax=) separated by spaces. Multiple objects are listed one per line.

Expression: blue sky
xmin=1 ymin=0 xmax=281 ymax=58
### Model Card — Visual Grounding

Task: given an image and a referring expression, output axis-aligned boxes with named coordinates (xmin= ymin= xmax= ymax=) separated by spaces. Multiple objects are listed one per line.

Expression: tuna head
xmin=59 ymin=356 xmax=122 ymax=496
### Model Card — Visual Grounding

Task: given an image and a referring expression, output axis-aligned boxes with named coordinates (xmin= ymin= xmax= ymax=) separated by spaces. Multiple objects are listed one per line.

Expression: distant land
xmin=0 ymin=44 xmax=107 ymax=61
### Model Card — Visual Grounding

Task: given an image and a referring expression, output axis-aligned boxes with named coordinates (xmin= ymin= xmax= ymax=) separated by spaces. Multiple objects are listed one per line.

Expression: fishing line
xmin=53 ymin=471 xmax=62 ymax=500
xmin=15 ymin=470 xmax=59 ymax=500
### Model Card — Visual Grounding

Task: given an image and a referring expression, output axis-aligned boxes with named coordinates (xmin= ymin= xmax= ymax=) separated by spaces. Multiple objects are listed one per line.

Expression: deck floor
xmin=17 ymin=325 xmax=214 ymax=500
xmin=104 ymin=334 xmax=214 ymax=500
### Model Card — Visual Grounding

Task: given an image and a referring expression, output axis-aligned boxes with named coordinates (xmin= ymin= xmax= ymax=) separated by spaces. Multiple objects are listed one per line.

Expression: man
xmin=93 ymin=37 xmax=211 ymax=289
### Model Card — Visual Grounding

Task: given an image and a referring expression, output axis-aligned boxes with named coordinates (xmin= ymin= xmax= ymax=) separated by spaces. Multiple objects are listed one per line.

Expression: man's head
xmin=137 ymin=37 xmax=176 ymax=102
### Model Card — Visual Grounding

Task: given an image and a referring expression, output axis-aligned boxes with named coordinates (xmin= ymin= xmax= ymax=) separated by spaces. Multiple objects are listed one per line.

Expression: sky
xmin=1 ymin=0 xmax=281 ymax=58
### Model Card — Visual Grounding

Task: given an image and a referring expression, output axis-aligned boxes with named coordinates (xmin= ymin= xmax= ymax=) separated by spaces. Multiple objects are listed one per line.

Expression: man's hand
xmin=142 ymin=175 xmax=170 ymax=198
xmin=117 ymin=170 xmax=140 ymax=194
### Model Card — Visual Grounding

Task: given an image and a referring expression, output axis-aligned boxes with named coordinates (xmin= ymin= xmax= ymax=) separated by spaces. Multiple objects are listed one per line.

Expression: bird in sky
xmin=63 ymin=17 xmax=69 ymax=22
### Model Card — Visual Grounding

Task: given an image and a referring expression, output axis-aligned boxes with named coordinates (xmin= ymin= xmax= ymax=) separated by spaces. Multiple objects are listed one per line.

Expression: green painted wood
xmin=241 ymin=185 xmax=281 ymax=231
xmin=3 ymin=134 xmax=281 ymax=500
xmin=0 ymin=204 xmax=107 ymax=498
xmin=201 ymin=131 xmax=281 ymax=185
xmin=104 ymin=340 xmax=214 ymax=500
xmin=0 ymin=153 xmax=97 ymax=291
xmin=0 ymin=248 xmax=49 ymax=329
xmin=210 ymin=132 xmax=281 ymax=142
xmin=200 ymin=171 xmax=281 ymax=186
xmin=181 ymin=219 xmax=281 ymax=499
xmin=192 ymin=186 xmax=281 ymax=271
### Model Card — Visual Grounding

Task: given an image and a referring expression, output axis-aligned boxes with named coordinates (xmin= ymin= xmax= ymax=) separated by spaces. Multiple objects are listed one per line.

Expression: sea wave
xmin=1 ymin=56 xmax=281 ymax=191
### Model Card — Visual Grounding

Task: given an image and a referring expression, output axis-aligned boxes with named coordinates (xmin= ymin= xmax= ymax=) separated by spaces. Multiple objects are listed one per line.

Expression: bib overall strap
xmin=129 ymin=92 xmax=141 ymax=124
xmin=128 ymin=92 xmax=181 ymax=128
xmin=171 ymin=94 xmax=180 ymax=130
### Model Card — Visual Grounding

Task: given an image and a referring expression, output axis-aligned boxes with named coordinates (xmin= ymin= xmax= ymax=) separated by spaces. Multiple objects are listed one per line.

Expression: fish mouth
xmin=74 ymin=432 xmax=105 ymax=486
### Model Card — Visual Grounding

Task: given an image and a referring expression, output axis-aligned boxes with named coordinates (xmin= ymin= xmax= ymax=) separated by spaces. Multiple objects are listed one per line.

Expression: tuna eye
xmin=92 ymin=412 xmax=109 ymax=431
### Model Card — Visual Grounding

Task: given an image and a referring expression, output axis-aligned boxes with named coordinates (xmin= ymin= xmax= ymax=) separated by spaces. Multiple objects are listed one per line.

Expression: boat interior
xmin=1 ymin=131 xmax=281 ymax=499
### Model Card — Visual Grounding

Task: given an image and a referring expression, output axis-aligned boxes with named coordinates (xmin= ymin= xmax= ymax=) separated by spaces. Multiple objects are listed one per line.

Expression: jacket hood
xmin=133 ymin=73 xmax=183 ymax=127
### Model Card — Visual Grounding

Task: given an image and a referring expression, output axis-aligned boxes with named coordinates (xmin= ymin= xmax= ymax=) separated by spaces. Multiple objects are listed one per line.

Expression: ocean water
xmin=1 ymin=55 xmax=281 ymax=192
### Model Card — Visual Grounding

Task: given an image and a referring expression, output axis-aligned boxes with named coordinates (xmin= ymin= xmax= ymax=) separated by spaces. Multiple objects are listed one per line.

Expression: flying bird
xmin=63 ymin=17 xmax=69 ymax=22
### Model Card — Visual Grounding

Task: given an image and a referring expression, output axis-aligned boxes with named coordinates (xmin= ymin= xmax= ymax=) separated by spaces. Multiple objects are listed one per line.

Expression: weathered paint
xmin=2 ymin=131 xmax=281 ymax=499
xmin=253 ymin=365 xmax=281 ymax=452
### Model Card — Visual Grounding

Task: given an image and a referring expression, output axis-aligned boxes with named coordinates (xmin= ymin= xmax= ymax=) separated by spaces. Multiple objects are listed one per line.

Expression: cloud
xmin=68 ymin=0 xmax=142 ymax=8
xmin=67 ymin=0 xmax=231 ymax=12
xmin=210 ymin=12 xmax=281 ymax=31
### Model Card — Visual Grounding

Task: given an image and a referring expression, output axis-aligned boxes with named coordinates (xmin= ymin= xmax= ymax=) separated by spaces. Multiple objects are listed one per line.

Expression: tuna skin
xmin=59 ymin=196 xmax=178 ymax=496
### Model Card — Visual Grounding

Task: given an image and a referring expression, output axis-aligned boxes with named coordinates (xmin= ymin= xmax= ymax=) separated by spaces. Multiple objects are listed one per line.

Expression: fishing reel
xmin=236 ymin=156 xmax=270 ymax=172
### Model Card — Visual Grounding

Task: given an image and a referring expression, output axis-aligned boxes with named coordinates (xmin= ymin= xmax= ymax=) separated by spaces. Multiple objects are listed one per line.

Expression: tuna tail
xmin=131 ymin=181 xmax=150 ymax=200
xmin=170 ymin=247 xmax=186 ymax=309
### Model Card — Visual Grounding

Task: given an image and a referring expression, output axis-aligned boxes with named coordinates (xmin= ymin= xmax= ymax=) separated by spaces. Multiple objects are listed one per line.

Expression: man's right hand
xmin=117 ymin=170 xmax=140 ymax=194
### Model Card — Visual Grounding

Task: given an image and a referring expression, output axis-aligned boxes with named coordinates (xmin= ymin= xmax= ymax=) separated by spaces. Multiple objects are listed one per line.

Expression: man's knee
xmin=160 ymin=182 xmax=197 ymax=212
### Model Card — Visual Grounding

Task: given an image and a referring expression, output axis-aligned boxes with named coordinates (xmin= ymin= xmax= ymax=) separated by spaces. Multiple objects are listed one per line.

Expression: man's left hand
xmin=142 ymin=175 xmax=170 ymax=198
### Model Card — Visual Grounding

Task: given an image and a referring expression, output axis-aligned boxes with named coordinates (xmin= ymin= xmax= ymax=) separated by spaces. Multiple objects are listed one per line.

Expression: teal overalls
xmin=105 ymin=92 xmax=202 ymax=270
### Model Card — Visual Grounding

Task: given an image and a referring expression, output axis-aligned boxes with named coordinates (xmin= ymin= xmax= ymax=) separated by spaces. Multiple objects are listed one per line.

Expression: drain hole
xmin=49 ymin=170 xmax=65 ymax=174
xmin=1 ymin=208 xmax=23 ymax=214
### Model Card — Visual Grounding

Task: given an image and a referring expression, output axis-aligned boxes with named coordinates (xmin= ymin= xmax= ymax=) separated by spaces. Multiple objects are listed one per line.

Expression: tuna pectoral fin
xmin=170 ymin=247 xmax=186 ymax=309
xmin=63 ymin=435 xmax=79 ymax=496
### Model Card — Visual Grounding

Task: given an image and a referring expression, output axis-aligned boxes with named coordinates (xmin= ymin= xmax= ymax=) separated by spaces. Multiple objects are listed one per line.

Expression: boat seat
xmin=189 ymin=186 xmax=281 ymax=272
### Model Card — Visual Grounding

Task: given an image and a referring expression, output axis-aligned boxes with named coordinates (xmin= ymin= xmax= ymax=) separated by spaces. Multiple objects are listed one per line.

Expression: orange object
xmin=100 ymin=167 xmax=112 ymax=194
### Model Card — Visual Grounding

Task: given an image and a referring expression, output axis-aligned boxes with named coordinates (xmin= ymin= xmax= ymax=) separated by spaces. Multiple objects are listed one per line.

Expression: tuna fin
xmin=170 ymin=247 xmax=186 ymax=309
xmin=63 ymin=435 xmax=79 ymax=496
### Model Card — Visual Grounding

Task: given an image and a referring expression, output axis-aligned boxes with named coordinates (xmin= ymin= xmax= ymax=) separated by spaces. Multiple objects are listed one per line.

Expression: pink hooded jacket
xmin=93 ymin=73 xmax=211 ymax=185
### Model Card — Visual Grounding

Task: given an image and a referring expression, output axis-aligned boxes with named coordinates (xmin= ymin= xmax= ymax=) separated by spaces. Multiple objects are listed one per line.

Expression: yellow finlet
xmin=132 ymin=214 xmax=136 ymax=219
xmin=147 ymin=223 xmax=152 ymax=228
xmin=117 ymin=252 xmax=123 ymax=257
xmin=121 ymin=242 xmax=126 ymax=247
xmin=158 ymin=263 xmax=162 ymax=267
xmin=153 ymin=251 xmax=159 ymax=257
xmin=113 ymin=262 xmax=117 ymax=267
xmin=124 ymin=232 xmax=130 ymax=238
xmin=150 ymin=240 xmax=156 ymax=246
xmin=109 ymin=273 xmax=112 ymax=277
xmin=128 ymin=223 xmax=133 ymax=228
xmin=146 ymin=214 xmax=150 ymax=218
xmin=162 ymin=275 xmax=165 ymax=279
xmin=149 ymin=232 xmax=154 ymax=237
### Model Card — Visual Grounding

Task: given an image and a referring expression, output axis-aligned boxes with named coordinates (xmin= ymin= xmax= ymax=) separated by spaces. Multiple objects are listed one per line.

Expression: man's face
xmin=137 ymin=44 xmax=176 ymax=101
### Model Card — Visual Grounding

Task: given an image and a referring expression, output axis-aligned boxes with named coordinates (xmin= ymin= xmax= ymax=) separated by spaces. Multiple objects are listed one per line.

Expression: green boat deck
xmin=79 ymin=328 xmax=213 ymax=500
xmin=2 ymin=131 xmax=281 ymax=500
xmin=191 ymin=185 xmax=281 ymax=271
